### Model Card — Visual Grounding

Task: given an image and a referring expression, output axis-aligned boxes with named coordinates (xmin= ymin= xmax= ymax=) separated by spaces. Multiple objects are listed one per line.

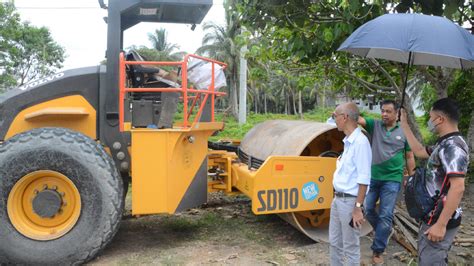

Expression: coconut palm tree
xmin=196 ymin=0 xmax=240 ymax=117
xmin=146 ymin=28 xmax=185 ymax=61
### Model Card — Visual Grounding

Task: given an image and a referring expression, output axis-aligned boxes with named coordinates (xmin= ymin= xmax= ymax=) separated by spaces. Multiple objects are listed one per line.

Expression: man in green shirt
xmin=359 ymin=100 xmax=415 ymax=264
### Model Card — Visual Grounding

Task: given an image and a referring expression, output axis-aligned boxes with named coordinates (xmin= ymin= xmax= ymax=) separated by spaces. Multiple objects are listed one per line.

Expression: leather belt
xmin=334 ymin=191 xmax=357 ymax=198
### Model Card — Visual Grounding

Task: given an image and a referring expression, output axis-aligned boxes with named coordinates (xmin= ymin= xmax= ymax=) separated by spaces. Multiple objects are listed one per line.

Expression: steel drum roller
xmin=240 ymin=120 xmax=372 ymax=242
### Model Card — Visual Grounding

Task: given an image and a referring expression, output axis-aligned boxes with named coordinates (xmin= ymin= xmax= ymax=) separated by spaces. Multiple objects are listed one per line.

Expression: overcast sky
xmin=12 ymin=0 xmax=225 ymax=70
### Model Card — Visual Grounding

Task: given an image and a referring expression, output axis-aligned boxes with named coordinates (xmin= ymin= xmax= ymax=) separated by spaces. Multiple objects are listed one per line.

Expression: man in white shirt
xmin=329 ymin=102 xmax=372 ymax=266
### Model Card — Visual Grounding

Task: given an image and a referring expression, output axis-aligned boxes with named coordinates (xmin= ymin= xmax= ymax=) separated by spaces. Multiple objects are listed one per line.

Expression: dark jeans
xmin=365 ymin=179 xmax=401 ymax=254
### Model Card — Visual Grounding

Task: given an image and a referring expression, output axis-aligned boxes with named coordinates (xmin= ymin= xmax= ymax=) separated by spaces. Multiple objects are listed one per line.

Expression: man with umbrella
xmin=400 ymin=98 xmax=468 ymax=265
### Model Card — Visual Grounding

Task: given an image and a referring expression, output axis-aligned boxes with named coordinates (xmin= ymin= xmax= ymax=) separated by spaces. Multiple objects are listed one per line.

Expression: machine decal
xmin=302 ymin=181 xmax=319 ymax=202
xmin=257 ymin=188 xmax=298 ymax=212
xmin=17 ymin=72 xmax=65 ymax=91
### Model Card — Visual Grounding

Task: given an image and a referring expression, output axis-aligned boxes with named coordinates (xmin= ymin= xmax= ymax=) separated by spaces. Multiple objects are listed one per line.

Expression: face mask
xmin=427 ymin=118 xmax=439 ymax=133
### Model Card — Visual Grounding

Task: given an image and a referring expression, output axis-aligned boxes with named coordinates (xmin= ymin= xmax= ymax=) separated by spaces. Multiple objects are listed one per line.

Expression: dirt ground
xmin=89 ymin=184 xmax=474 ymax=265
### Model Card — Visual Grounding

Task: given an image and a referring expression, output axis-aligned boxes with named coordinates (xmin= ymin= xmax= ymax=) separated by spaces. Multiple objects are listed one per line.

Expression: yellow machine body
xmin=4 ymin=95 xmax=96 ymax=140
xmin=232 ymin=156 xmax=335 ymax=214
xmin=131 ymin=122 xmax=223 ymax=215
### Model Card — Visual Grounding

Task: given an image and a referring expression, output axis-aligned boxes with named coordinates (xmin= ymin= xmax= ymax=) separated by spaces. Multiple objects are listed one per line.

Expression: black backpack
xmin=405 ymin=167 xmax=462 ymax=228
xmin=404 ymin=167 xmax=437 ymax=222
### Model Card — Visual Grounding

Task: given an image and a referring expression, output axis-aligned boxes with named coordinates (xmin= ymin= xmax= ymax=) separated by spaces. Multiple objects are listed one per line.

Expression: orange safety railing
xmin=118 ymin=53 xmax=227 ymax=132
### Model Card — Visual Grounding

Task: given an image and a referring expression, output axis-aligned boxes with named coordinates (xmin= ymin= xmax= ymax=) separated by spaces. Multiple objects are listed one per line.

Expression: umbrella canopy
xmin=338 ymin=13 xmax=474 ymax=70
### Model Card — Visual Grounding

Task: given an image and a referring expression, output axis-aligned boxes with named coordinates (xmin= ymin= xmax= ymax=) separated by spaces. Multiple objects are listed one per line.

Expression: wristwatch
xmin=355 ymin=202 xmax=363 ymax=208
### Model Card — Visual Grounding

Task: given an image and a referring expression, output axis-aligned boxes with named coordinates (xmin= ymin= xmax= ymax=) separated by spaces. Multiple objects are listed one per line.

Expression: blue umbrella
xmin=338 ymin=13 xmax=474 ymax=107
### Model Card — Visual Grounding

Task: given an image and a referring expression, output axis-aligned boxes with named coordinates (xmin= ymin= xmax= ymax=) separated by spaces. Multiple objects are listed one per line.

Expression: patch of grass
xmin=159 ymin=254 xmax=185 ymax=265
xmin=161 ymin=216 xmax=203 ymax=233
xmin=117 ymin=253 xmax=154 ymax=265
xmin=161 ymin=210 xmax=284 ymax=246
xmin=242 ymin=228 xmax=273 ymax=245
xmin=160 ymin=212 xmax=234 ymax=233
xmin=198 ymin=212 xmax=225 ymax=227
xmin=158 ymin=212 xmax=249 ymax=241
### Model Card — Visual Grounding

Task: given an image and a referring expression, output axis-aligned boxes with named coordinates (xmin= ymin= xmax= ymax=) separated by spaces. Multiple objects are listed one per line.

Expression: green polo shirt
xmin=365 ymin=118 xmax=411 ymax=182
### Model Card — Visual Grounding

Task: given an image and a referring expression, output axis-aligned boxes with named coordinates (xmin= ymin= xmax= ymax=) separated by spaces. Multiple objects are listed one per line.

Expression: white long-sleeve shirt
xmin=333 ymin=127 xmax=372 ymax=196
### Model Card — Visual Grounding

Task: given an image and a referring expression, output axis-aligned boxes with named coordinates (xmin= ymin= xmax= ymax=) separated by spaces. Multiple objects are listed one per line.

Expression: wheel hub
xmin=32 ymin=189 xmax=63 ymax=218
xmin=7 ymin=170 xmax=81 ymax=241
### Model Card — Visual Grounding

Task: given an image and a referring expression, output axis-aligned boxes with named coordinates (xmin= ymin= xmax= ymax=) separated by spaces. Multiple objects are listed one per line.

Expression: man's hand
xmin=358 ymin=116 xmax=367 ymax=128
xmin=402 ymin=176 xmax=408 ymax=188
xmin=424 ymin=222 xmax=446 ymax=242
xmin=427 ymin=177 xmax=465 ymax=242
xmin=352 ymin=207 xmax=365 ymax=229
xmin=400 ymin=108 xmax=409 ymax=125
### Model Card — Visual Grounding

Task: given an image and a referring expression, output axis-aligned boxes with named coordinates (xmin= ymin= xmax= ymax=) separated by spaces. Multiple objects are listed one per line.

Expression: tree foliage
xmin=240 ymin=0 xmax=471 ymax=63
xmin=237 ymin=0 xmax=472 ymax=141
xmin=0 ymin=3 xmax=64 ymax=92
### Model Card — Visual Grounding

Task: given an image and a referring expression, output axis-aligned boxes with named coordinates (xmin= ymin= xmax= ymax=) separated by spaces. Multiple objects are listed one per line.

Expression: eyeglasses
xmin=331 ymin=112 xmax=345 ymax=119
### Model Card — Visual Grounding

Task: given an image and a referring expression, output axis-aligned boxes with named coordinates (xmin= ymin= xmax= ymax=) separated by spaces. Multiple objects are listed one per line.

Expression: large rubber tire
xmin=0 ymin=128 xmax=124 ymax=264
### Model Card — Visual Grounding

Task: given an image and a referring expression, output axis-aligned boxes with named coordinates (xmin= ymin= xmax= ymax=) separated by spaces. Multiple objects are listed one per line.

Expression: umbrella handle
xmin=398 ymin=52 xmax=412 ymax=122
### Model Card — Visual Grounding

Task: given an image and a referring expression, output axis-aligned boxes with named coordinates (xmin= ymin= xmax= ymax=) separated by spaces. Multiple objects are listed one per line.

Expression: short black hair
xmin=380 ymin=99 xmax=399 ymax=110
xmin=432 ymin=97 xmax=460 ymax=122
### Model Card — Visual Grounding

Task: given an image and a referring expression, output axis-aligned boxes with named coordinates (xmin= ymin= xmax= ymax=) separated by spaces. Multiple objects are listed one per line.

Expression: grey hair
xmin=346 ymin=109 xmax=359 ymax=122
xmin=338 ymin=102 xmax=360 ymax=122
